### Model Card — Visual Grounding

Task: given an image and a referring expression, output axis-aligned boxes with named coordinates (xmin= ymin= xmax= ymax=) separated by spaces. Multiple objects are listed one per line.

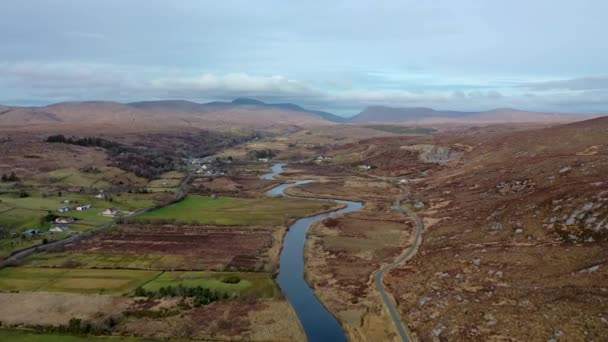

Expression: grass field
xmin=44 ymin=167 xmax=148 ymax=189
xmin=0 ymin=330 xmax=143 ymax=342
xmin=143 ymin=271 xmax=279 ymax=297
xmin=23 ymin=251 xmax=186 ymax=270
xmin=0 ymin=267 xmax=277 ymax=297
xmin=0 ymin=267 xmax=160 ymax=294
xmin=137 ymin=195 xmax=336 ymax=226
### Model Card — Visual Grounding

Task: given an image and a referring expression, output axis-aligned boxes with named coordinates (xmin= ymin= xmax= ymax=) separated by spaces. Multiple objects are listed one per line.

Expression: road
xmin=373 ymin=196 xmax=424 ymax=342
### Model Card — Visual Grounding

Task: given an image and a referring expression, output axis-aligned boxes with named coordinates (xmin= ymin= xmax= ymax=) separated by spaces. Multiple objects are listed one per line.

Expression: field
xmin=0 ymin=267 xmax=159 ymax=294
xmin=142 ymin=271 xmax=278 ymax=297
xmin=137 ymin=195 xmax=339 ymax=226
xmin=23 ymin=224 xmax=282 ymax=271
xmin=0 ymin=330 xmax=142 ymax=342
xmin=191 ymin=175 xmax=278 ymax=198
xmin=146 ymin=171 xmax=185 ymax=192
xmin=0 ymin=191 xmax=161 ymax=257
xmin=0 ymin=266 xmax=276 ymax=298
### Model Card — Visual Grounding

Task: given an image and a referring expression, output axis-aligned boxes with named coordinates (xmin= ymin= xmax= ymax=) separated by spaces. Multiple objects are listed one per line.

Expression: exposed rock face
xmin=543 ymin=190 xmax=608 ymax=242
xmin=496 ymin=179 xmax=536 ymax=195
xmin=400 ymin=144 xmax=464 ymax=164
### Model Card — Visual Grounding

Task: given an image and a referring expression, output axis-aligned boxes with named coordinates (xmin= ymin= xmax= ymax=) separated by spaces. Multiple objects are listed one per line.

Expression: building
xmin=94 ymin=192 xmax=106 ymax=199
xmin=50 ymin=224 xmax=69 ymax=233
xmin=22 ymin=229 xmax=40 ymax=236
xmin=102 ymin=208 xmax=119 ymax=216
xmin=55 ymin=217 xmax=75 ymax=224
xmin=76 ymin=204 xmax=92 ymax=211
xmin=58 ymin=206 xmax=70 ymax=213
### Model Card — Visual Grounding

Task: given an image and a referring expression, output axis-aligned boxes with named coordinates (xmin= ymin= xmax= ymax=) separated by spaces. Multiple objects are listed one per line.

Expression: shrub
xmin=222 ymin=275 xmax=241 ymax=284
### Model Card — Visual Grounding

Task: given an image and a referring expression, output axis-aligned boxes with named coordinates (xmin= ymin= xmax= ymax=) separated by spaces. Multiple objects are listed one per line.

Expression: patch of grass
xmin=0 ymin=329 xmax=143 ymax=342
xmin=0 ymin=267 xmax=161 ymax=294
xmin=137 ymin=195 xmax=337 ymax=226
xmin=142 ymin=271 xmax=279 ymax=297
xmin=364 ymin=125 xmax=436 ymax=135
xmin=22 ymin=252 xmax=186 ymax=270
xmin=146 ymin=178 xmax=181 ymax=188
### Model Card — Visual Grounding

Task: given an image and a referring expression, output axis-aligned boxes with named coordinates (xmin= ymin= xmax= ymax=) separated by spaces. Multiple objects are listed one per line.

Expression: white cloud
xmin=0 ymin=61 xmax=606 ymax=114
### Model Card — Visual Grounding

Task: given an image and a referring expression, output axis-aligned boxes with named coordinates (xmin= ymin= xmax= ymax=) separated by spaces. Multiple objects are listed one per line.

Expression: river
xmin=262 ymin=163 xmax=363 ymax=342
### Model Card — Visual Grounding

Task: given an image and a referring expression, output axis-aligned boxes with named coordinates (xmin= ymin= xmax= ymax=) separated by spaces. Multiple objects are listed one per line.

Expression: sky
xmin=1 ymin=0 xmax=607 ymax=116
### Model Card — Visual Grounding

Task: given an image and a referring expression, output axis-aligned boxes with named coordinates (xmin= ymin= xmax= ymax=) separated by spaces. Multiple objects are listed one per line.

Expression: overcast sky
xmin=1 ymin=0 xmax=607 ymax=115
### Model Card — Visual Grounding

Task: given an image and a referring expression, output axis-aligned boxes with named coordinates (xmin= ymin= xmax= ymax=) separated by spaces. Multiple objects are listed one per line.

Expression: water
xmin=262 ymin=163 xmax=363 ymax=341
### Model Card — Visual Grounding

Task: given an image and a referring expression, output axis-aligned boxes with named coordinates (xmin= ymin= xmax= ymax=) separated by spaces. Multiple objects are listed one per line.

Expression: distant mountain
xmin=349 ymin=105 xmax=600 ymax=124
xmin=0 ymin=98 xmax=342 ymax=130
xmin=203 ymin=98 xmax=347 ymax=122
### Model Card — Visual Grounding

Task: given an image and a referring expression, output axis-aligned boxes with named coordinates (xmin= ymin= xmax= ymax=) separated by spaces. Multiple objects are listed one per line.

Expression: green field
xmin=43 ymin=167 xmax=148 ymax=189
xmin=0 ymin=330 xmax=143 ymax=342
xmin=0 ymin=192 xmax=158 ymax=257
xmin=0 ymin=267 xmax=160 ymax=294
xmin=137 ymin=195 xmax=336 ymax=226
xmin=364 ymin=125 xmax=436 ymax=135
xmin=143 ymin=271 xmax=278 ymax=297
xmin=0 ymin=267 xmax=277 ymax=297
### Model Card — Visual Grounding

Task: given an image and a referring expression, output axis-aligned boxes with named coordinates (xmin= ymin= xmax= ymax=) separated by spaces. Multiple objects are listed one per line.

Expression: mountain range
xmin=0 ymin=98 xmax=601 ymax=130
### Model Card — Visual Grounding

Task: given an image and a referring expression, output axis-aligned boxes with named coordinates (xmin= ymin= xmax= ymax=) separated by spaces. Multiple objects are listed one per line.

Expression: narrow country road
xmin=373 ymin=197 xmax=424 ymax=342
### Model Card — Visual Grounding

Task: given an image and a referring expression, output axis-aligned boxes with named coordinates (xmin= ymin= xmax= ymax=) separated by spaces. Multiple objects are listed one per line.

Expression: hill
xmin=350 ymin=105 xmax=600 ymax=124
xmin=0 ymin=99 xmax=340 ymax=131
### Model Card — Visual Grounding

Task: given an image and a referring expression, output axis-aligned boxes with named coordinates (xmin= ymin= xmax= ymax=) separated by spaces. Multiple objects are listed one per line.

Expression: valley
xmin=0 ymin=101 xmax=606 ymax=341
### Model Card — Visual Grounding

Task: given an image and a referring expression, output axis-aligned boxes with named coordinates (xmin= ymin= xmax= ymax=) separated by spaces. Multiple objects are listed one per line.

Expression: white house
xmin=58 ymin=206 xmax=70 ymax=213
xmin=50 ymin=224 xmax=68 ymax=233
xmin=76 ymin=204 xmax=92 ymax=211
xmin=55 ymin=217 xmax=75 ymax=224
xmin=102 ymin=208 xmax=119 ymax=217
xmin=94 ymin=193 xmax=106 ymax=199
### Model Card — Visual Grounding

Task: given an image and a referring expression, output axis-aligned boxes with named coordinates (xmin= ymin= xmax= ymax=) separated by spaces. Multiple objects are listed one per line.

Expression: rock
xmin=559 ymin=166 xmax=573 ymax=174
xmin=473 ymin=258 xmax=481 ymax=267
xmin=484 ymin=313 xmax=497 ymax=326
xmin=579 ymin=265 xmax=600 ymax=273
xmin=489 ymin=222 xmax=503 ymax=231
xmin=495 ymin=271 xmax=504 ymax=278
xmin=515 ymin=228 xmax=523 ymax=234
xmin=432 ymin=324 xmax=446 ymax=337
xmin=419 ymin=296 xmax=432 ymax=306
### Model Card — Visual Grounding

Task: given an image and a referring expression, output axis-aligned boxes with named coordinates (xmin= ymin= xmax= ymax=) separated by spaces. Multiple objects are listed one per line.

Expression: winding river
xmin=262 ymin=163 xmax=363 ymax=342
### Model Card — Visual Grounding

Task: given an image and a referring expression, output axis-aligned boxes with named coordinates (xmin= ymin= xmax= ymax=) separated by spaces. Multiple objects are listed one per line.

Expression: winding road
xmin=373 ymin=197 xmax=423 ymax=342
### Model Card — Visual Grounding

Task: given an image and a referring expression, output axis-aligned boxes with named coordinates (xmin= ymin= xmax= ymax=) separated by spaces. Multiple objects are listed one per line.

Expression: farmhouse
xmin=50 ymin=224 xmax=69 ymax=233
xmin=76 ymin=204 xmax=92 ymax=211
xmin=102 ymin=208 xmax=119 ymax=216
xmin=55 ymin=217 xmax=75 ymax=224
xmin=22 ymin=229 xmax=40 ymax=236
xmin=94 ymin=192 xmax=106 ymax=199
xmin=57 ymin=206 xmax=70 ymax=213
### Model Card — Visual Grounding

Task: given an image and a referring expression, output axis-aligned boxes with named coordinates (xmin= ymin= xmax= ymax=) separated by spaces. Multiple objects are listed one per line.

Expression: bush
xmin=222 ymin=275 xmax=241 ymax=284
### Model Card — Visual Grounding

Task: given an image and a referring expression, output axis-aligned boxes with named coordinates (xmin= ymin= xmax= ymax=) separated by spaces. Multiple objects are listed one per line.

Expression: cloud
xmin=522 ymin=76 xmax=608 ymax=91
xmin=0 ymin=61 xmax=606 ymax=114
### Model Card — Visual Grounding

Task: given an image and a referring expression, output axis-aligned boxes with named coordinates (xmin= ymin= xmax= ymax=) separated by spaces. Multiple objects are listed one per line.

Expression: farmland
xmin=0 ymin=266 xmax=276 ymax=298
xmin=137 ymin=195 xmax=339 ymax=226
xmin=23 ymin=224 xmax=282 ymax=271
xmin=0 ymin=329 xmax=143 ymax=342
xmin=0 ymin=267 xmax=160 ymax=294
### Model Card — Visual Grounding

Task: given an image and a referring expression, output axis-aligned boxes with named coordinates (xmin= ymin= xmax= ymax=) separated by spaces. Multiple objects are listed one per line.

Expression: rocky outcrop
xmin=400 ymin=144 xmax=463 ymax=164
